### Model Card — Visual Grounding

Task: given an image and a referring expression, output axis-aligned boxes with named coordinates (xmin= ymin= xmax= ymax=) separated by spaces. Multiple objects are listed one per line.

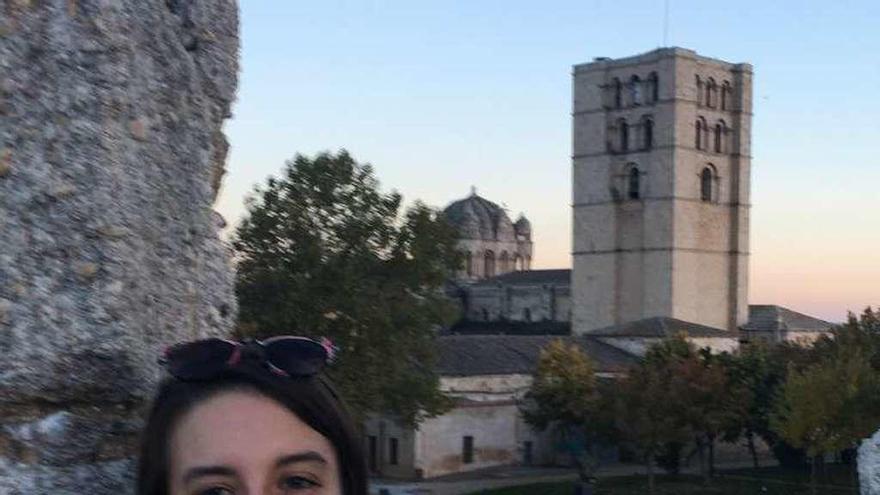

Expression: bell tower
xmin=571 ymin=48 xmax=752 ymax=333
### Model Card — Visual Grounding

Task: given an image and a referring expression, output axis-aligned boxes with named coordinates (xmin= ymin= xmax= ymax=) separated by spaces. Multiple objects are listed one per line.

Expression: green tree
xmin=771 ymin=345 xmax=880 ymax=494
xmin=521 ymin=339 xmax=609 ymax=482
xmin=671 ymin=348 xmax=747 ymax=485
xmin=615 ymin=337 xmax=692 ymax=494
xmin=771 ymin=307 xmax=880 ymax=490
xmin=233 ymin=150 xmax=460 ymax=424
xmin=719 ymin=343 xmax=772 ymax=470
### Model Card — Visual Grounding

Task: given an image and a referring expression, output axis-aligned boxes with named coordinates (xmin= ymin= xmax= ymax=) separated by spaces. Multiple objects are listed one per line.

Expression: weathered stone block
xmin=0 ymin=0 xmax=240 ymax=492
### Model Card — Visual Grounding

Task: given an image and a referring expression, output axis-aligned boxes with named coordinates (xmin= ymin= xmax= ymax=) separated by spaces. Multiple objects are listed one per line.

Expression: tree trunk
xmin=810 ymin=455 xmax=818 ymax=495
xmin=747 ymin=432 xmax=759 ymax=470
xmin=696 ymin=437 xmax=709 ymax=486
xmin=708 ymin=435 xmax=716 ymax=479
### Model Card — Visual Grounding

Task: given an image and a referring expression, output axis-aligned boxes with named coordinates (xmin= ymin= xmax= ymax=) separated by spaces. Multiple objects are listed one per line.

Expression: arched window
xmin=714 ymin=120 xmax=725 ymax=153
xmin=465 ymin=252 xmax=473 ymax=276
xmin=721 ymin=81 xmax=731 ymax=111
xmin=500 ymin=251 xmax=509 ymax=273
xmin=648 ymin=72 xmax=659 ymax=103
xmin=642 ymin=117 xmax=654 ymax=150
xmin=514 ymin=254 xmax=523 ymax=271
xmin=618 ymin=119 xmax=629 ymax=151
xmin=695 ymin=118 xmax=705 ymax=150
xmin=701 ymin=166 xmax=715 ymax=202
xmin=628 ymin=166 xmax=641 ymax=200
xmin=630 ymin=75 xmax=642 ymax=105
xmin=484 ymin=251 xmax=495 ymax=278
xmin=523 ymin=308 xmax=532 ymax=322
xmin=613 ymin=78 xmax=622 ymax=109
xmin=696 ymin=76 xmax=704 ymax=106
xmin=706 ymin=78 xmax=717 ymax=108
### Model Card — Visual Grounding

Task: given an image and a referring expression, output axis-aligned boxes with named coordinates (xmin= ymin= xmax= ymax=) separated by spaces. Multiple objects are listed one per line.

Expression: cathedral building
xmin=364 ymin=48 xmax=833 ymax=481
xmin=442 ymin=189 xmax=533 ymax=281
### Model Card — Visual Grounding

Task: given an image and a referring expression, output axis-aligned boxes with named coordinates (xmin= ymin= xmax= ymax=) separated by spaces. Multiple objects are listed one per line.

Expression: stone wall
xmin=465 ymin=283 xmax=570 ymax=322
xmin=0 ymin=1 xmax=239 ymax=492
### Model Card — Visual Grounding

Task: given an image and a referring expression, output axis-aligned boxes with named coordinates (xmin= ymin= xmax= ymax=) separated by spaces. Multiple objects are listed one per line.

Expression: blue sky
xmin=217 ymin=1 xmax=880 ymax=321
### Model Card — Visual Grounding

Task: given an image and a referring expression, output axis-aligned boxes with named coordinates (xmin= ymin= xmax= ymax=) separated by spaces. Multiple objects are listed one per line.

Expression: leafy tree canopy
xmin=233 ymin=150 xmax=461 ymax=424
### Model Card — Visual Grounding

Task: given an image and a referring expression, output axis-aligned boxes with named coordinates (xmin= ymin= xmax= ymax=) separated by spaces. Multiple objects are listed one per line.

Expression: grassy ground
xmin=467 ymin=465 xmax=859 ymax=495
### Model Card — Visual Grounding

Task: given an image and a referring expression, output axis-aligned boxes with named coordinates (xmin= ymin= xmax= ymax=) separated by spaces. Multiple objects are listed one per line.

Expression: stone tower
xmin=571 ymin=48 xmax=752 ymax=334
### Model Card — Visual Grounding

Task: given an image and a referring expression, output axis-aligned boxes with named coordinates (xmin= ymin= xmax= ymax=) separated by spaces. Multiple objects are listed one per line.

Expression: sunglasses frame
xmin=160 ymin=335 xmax=337 ymax=380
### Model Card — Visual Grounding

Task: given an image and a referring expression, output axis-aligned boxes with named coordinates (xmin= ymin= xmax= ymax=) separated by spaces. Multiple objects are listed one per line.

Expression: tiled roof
xmin=588 ymin=316 xmax=733 ymax=338
xmin=435 ymin=335 xmax=638 ymax=376
xmin=743 ymin=305 xmax=834 ymax=333
xmin=444 ymin=320 xmax=570 ymax=336
xmin=473 ymin=269 xmax=571 ymax=287
xmin=443 ymin=194 xmax=515 ymax=241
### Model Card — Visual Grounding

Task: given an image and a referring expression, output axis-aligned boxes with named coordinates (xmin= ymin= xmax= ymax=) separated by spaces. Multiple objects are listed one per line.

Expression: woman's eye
xmin=279 ymin=475 xmax=320 ymax=491
xmin=197 ymin=488 xmax=234 ymax=495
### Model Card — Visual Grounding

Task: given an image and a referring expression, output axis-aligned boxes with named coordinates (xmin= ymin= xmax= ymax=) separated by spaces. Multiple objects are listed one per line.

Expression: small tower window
xmin=648 ymin=72 xmax=659 ymax=103
xmin=465 ymin=252 xmax=473 ymax=276
xmin=714 ymin=121 xmax=725 ymax=153
xmin=628 ymin=167 xmax=641 ymax=200
xmin=696 ymin=76 xmax=704 ymax=106
xmin=706 ymin=78 xmax=717 ymax=108
xmin=695 ymin=118 xmax=705 ymax=150
xmin=721 ymin=81 xmax=731 ymax=111
xmin=613 ymin=78 xmax=622 ymax=109
xmin=642 ymin=117 xmax=654 ymax=150
xmin=630 ymin=75 xmax=642 ymax=105
xmin=618 ymin=119 xmax=629 ymax=151
xmin=701 ymin=166 xmax=715 ymax=202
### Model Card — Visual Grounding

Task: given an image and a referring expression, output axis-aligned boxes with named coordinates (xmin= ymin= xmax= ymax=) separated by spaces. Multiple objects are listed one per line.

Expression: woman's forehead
xmin=169 ymin=390 xmax=337 ymax=470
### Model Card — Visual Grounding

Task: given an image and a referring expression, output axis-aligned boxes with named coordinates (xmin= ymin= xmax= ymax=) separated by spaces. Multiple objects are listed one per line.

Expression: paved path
xmin=370 ymin=459 xmax=775 ymax=495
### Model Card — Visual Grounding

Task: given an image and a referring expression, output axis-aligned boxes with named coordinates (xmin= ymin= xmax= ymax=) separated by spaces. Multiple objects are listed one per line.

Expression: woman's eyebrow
xmin=275 ymin=451 xmax=328 ymax=468
xmin=183 ymin=465 xmax=237 ymax=484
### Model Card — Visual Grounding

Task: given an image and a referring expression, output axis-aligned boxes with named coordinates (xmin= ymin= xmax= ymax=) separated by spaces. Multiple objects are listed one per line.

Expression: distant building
xmin=572 ymin=47 xmax=752 ymax=334
xmin=365 ymin=47 xmax=834 ymax=480
xmin=442 ymin=190 xmax=533 ymax=281
xmin=363 ymin=335 xmax=636 ymax=479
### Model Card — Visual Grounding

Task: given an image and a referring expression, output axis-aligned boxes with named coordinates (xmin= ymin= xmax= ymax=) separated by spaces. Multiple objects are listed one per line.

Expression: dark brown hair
xmin=137 ymin=363 xmax=368 ymax=495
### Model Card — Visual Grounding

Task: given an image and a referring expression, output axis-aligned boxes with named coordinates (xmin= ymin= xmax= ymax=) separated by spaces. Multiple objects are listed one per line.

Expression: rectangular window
xmin=389 ymin=437 xmax=399 ymax=466
xmin=462 ymin=436 xmax=474 ymax=464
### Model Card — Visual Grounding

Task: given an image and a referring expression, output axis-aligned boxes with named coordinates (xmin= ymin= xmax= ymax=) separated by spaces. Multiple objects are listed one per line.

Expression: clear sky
xmin=217 ymin=1 xmax=880 ymax=323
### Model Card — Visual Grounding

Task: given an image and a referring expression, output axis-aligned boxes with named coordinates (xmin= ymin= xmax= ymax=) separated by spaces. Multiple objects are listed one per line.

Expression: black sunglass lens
xmin=165 ymin=338 xmax=236 ymax=380
xmin=264 ymin=338 xmax=328 ymax=377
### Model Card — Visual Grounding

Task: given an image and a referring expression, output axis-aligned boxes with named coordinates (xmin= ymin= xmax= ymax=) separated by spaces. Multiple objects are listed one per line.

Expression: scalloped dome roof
xmin=443 ymin=192 xmax=515 ymax=241
xmin=514 ymin=214 xmax=531 ymax=235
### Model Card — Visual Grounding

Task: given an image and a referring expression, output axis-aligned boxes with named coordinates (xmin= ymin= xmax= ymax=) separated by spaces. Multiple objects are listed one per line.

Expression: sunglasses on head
xmin=159 ymin=336 xmax=337 ymax=381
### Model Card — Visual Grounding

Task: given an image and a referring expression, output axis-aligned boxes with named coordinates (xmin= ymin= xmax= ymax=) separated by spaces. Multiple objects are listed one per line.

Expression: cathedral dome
xmin=443 ymin=190 xmax=515 ymax=241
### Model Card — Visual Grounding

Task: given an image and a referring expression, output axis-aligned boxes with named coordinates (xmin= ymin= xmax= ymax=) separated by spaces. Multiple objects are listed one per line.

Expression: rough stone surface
xmin=0 ymin=0 xmax=239 ymax=492
xmin=860 ymin=431 xmax=880 ymax=494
